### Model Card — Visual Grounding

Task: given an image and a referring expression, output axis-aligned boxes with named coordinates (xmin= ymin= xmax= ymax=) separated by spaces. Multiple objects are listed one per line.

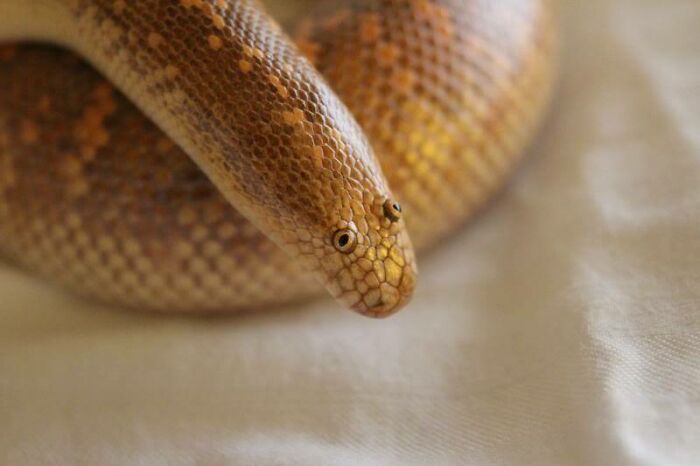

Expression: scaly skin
xmin=0 ymin=0 xmax=557 ymax=317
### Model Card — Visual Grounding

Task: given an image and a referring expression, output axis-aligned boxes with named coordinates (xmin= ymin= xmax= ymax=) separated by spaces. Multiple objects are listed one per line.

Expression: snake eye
xmin=383 ymin=199 xmax=402 ymax=222
xmin=333 ymin=228 xmax=357 ymax=253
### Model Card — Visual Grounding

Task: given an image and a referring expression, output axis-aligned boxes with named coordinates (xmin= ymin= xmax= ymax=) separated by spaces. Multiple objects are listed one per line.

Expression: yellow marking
xmin=212 ymin=13 xmax=225 ymax=29
xmin=282 ymin=109 xmax=305 ymax=125
xmin=385 ymin=259 xmax=403 ymax=286
xmin=238 ymin=59 xmax=252 ymax=73
xmin=208 ymin=35 xmax=223 ymax=50
xmin=243 ymin=45 xmax=265 ymax=60
xmin=389 ymin=246 xmax=406 ymax=267
xmin=268 ymin=74 xmax=289 ymax=98
xmin=200 ymin=2 xmax=214 ymax=17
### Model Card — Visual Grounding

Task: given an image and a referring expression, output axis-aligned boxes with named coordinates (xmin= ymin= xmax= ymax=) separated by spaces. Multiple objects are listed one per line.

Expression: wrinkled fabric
xmin=1 ymin=0 xmax=699 ymax=464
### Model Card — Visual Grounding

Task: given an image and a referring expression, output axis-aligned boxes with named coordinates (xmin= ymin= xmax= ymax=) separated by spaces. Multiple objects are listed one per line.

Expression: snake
xmin=0 ymin=0 xmax=557 ymax=318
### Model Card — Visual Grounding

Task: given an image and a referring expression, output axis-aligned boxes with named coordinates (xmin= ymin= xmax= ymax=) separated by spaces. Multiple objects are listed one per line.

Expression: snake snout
xmin=334 ymin=245 xmax=418 ymax=318
xmin=356 ymin=271 xmax=417 ymax=318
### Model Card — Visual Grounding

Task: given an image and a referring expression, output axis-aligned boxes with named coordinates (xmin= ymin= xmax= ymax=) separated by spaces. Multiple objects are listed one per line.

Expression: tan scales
xmin=0 ymin=0 xmax=557 ymax=317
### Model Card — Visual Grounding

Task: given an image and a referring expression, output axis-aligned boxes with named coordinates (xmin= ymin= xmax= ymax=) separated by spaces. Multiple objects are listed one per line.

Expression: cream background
xmin=2 ymin=0 xmax=700 ymax=464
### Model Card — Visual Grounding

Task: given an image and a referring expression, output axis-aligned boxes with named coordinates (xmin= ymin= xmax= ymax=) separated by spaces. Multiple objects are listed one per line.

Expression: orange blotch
xmin=268 ymin=74 xmax=289 ymax=98
xmin=243 ymin=45 xmax=265 ymax=60
xmin=212 ymin=13 xmax=225 ymax=29
xmin=238 ymin=59 xmax=253 ymax=73
xmin=208 ymin=35 xmax=223 ymax=50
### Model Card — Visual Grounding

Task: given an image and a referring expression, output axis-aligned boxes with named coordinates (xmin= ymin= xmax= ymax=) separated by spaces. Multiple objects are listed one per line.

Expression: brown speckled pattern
xmin=0 ymin=0 xmax=556 ymax=317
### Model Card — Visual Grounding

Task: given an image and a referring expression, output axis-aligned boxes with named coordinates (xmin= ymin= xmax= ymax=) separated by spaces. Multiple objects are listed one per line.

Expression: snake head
xmin=321 ymin=197 xmax=417 ymax=318
xmin=268 ymin=125 xmax=418 ymax=318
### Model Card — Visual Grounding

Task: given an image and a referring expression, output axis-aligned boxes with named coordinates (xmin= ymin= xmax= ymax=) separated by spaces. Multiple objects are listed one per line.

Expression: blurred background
xmin=2 ymin=0 xmax=699 ymax=464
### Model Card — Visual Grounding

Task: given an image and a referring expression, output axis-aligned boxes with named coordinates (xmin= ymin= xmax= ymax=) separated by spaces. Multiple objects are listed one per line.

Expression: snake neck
xmin=3 ymin=0 xmax=377 ymax=237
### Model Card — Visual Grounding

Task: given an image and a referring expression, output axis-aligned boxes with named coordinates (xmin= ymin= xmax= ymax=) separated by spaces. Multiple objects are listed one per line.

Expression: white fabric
xmin=2 ymin=0 xmax=700 ymax=464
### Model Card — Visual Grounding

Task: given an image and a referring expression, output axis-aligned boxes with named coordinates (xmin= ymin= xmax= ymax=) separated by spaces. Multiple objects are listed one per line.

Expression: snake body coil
xmin=0 ymin=0 xmax=556 ymax=317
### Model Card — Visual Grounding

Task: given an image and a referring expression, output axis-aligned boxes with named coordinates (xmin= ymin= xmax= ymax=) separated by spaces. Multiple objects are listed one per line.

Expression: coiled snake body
xmin=0 ymin=0 xmax=556 ymax=317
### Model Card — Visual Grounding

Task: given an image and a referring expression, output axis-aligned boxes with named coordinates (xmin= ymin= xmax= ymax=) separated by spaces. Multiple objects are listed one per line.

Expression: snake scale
xmin=0 ymin=0 xmax=556 ymax=317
